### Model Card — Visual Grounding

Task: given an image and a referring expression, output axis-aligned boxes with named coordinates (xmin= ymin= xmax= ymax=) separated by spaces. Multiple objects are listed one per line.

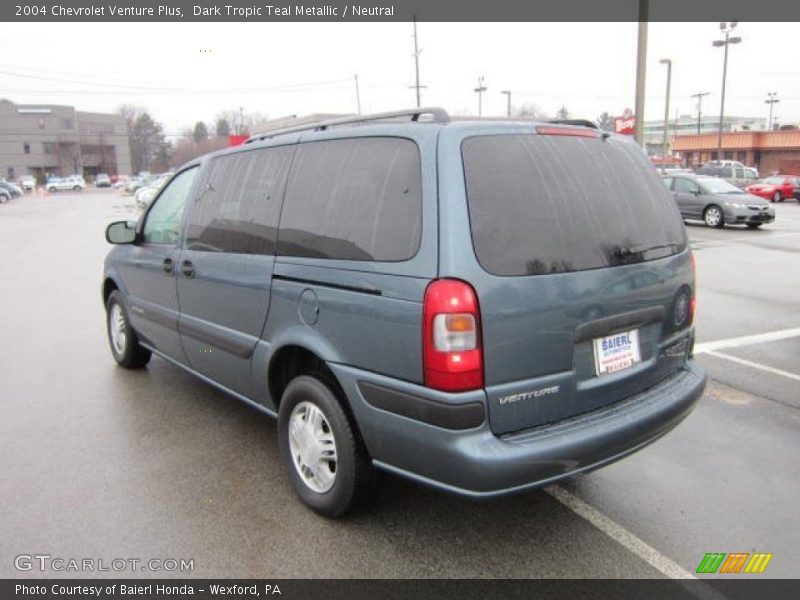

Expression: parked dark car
xmin=663 ymin=173 xmax=775 ymax=229
xmin=103 ymin=109 xmax=706 ymax=517
xmin=0 ymin=180 xmax=23 ymax=198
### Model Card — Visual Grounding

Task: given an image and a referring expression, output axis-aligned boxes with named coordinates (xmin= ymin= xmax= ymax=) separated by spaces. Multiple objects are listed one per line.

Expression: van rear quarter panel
xmin=260 ymin=127 xmax=440 ymax=397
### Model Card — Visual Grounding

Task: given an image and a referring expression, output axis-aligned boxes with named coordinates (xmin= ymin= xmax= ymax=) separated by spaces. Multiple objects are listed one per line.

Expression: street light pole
xmin=765 ymin=92 xmax=779 ymax=131
xmin=690 ymin=91 xmax=710 ymax=134
xmin=354 ymin=74 xmax=362 ymax=114
xmin=659 ymin=59 xmax=672 ymax=157
xmin=411 ymin=17 xmax=423 ymax=108
xmin=633 ymin=0 xmax=648 ymax=148
xmin=474 ymin=76 xmax=487 ymax=117
xmin=713 ymin=22 xmax=742 ymax=161
xmin=500 ymin=90 xmax=511 ymax=117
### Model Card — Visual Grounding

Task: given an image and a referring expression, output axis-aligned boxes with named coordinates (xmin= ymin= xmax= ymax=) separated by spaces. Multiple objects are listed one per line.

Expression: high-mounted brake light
xmin=423 ymin=279 xmax=483 ymax=392
xmin=535 ymin=126 xmax=600 ymax=138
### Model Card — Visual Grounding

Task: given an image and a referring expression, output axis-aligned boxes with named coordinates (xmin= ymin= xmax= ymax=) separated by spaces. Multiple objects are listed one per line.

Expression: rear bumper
xmin=330 ymin=361 xmax=706 ymax=497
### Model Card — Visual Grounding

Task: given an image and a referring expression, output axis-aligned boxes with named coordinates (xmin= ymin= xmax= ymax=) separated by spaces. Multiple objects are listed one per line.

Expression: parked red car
xmin=746 ymin=176 xmax=799 ymax=202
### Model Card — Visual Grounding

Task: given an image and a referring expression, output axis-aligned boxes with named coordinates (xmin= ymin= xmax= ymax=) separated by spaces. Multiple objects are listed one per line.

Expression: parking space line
xmin=704 ymin=350 xmax=800 ymax=382
xmin=545 ymin=485 xmax=696 ymax=579
xmin=694 ymin=327 xmax=800 ymax=354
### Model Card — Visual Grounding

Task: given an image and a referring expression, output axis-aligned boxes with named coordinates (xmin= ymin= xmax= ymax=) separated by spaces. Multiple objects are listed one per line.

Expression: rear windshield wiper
xmin=617 ymin=242 xmax=682 ymax=259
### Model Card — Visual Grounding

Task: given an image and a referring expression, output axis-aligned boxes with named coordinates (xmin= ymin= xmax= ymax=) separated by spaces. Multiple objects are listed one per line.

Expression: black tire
xmin=703 ymin=204 xmax=725 ymax=228
xmin=278 ymin=375 xmax=376 ymax=518
xmin=0 ymin=193 xmax=8 ymax=204
xmin=73 ymin=185 xmax=81 ymax=191
xmin=105 ymin=290 xmax=151 ymax=368
xmin=746 ymin=223 xmax=762 ymax=229
xmin=47 ymin=187 xmax=56 ymax=193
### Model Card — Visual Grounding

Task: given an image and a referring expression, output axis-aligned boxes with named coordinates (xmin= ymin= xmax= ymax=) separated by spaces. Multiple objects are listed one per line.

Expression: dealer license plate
xmin=593 ymin=329 xmax=641 ymax=376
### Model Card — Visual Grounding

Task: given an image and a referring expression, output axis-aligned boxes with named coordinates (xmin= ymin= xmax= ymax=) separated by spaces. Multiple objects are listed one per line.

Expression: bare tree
xmin=215 ymin=108 xmax=268 ymax=135
xmin=513 ymin=103 xmax=549 ymax=121
xmin=170 ymin=136 xmax=229 ymax=168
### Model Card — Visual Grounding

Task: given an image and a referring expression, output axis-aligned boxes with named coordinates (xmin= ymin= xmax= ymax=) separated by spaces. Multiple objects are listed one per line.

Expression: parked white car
xmin=134 ymin=175 xmax=169 ymax=209
xmin=46 ymin=177 xmax=86 ymax=192
xmin=18 ymin=175 xmax=36 ymax=192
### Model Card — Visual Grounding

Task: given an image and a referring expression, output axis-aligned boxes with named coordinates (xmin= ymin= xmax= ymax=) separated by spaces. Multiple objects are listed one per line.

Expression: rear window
xmin=462 ymin=134 xmax=687 ymax=276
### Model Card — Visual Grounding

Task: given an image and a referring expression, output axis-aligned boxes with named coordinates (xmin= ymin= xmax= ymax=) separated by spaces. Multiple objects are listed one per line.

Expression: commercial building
xmin=0 ymin=99 xmax=132 ymax=182
xmin=643 ymin=114 xmax=767 ymax=156
xmin=672 ymin=130 xmax=800 ymax=174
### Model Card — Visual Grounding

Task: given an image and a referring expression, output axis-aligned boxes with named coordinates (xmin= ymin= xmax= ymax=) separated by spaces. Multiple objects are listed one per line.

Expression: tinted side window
xmin=674 ymin=178 xmax=699 ymax=193
xmin=143 ymin=167 xmax=198 ymax=245
xmin=720 ymin=167 xmax=733 ymax=178
xmin=186 ymin=146 xmax=293 ymax=254
xmin=278 ymin=138 xmax=422 ymax=262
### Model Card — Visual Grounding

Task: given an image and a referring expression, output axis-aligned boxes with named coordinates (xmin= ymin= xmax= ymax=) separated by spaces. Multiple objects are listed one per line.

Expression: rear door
xmin=176 ymin=145 xmax=294 ymax=397
xmin=456 ymin=131 xmax=692 ymax=434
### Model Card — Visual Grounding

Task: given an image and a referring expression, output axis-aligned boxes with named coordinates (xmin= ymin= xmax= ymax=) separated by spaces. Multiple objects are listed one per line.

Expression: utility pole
xmin=690 ymin=91 xmax=710 ymax=134
xmin=474 ymin=76 xmax=487 ymax=117
xmin=409 ymin=16 xmax=425 ymax=108
xmin=659 ymin=58 xmax=672 ymax=157
xmin=765 ymin=92 xmax=779 ymax=131
xmin=713 ymin=22 xmax=742 ymax=160
xmin=634 ymin=0 xmax=648 ymax=147
xmin=354 ymin=74 xmax=362 ymax=114
xmin=500 ymin=90 xmax=511 ymax=117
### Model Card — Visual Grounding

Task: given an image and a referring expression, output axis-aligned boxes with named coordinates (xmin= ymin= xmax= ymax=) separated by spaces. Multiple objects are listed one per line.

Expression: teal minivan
xmin=102 ymin=108 xmax=706 ymax=517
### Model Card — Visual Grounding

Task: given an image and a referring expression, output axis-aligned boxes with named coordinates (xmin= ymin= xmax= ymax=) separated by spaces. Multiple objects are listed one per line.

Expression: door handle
xmin=180 ymin=260 xmax=195 ymax=278
xmin=162 ymin=258 xmax=174 ymax=273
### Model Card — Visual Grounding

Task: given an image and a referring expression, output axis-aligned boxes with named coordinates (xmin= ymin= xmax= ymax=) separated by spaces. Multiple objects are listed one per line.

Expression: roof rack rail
xmin=246 ymin=107 xmax=451 ymax=143
xmin=547 ymin=119 xmax=599 ymax=129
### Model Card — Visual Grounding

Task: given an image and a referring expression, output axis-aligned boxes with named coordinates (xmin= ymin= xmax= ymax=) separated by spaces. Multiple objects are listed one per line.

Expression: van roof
xmin=245 ymin=107 xmax=599 ymax=145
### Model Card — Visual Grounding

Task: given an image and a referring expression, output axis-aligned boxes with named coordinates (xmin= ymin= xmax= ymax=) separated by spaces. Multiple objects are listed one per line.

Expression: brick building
xmin=672 ymin=130 xmax=800 ymax=174
xmin=0 ymin=99 xmax=132 ymax=183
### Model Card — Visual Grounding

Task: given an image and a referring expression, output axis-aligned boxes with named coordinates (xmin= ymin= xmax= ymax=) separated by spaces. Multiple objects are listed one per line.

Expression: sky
xmin=0 ymin=21 xmax=797 ymax=138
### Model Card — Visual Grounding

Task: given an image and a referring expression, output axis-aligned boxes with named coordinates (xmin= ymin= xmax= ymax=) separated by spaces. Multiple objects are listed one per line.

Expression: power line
xmin=0 ymin=69 xmax=352 ymax=93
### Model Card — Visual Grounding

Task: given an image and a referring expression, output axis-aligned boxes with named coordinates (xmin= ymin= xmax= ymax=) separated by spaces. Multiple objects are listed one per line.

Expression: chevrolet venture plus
xmin=103 ymin=108 xmax=706 ymax=517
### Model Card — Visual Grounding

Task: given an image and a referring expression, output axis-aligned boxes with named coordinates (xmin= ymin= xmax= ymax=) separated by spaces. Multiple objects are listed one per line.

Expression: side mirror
xmin=106 ymin=220 xmax=137 ymax=244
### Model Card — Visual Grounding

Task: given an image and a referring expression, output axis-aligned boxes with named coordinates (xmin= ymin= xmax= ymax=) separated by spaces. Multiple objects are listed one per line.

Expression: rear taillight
xmin=423 ymin=279 xmax=483 ymax=392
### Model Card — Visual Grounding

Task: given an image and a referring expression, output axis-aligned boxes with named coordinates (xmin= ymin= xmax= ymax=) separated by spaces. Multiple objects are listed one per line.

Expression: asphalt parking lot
xmin=1 ymin=189 xmax=798 ymax=579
